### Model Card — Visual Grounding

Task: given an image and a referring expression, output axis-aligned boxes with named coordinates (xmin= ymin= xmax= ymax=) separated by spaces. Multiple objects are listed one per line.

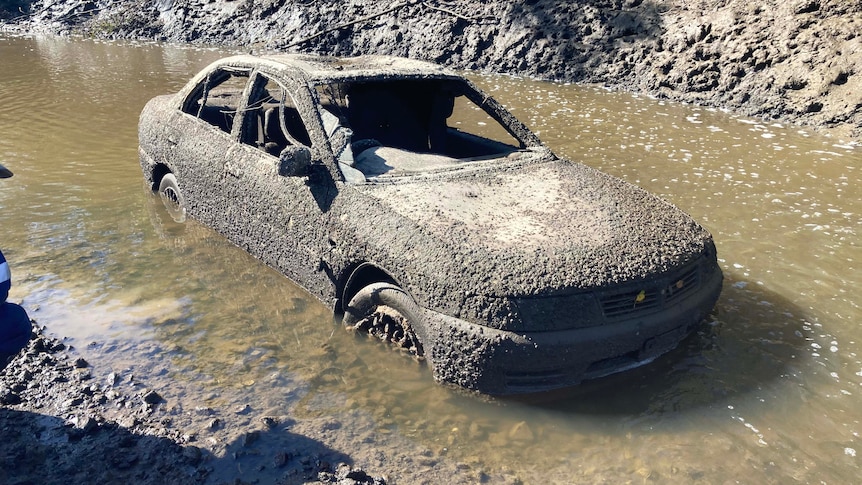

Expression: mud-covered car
xmin=138 ymin=54 xmax=722 ymax=395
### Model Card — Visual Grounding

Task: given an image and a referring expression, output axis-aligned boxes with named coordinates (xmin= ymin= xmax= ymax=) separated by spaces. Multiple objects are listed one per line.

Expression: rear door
xmin=170 ymin=65 xmax=253 ymax=228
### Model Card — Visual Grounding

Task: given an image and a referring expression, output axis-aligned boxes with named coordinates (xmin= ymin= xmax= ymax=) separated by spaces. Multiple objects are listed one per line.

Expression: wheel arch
xmin=339 ymin=262 xmax=399 ymax=313
xmin=150 ymin=163 xmax=173 ymax=191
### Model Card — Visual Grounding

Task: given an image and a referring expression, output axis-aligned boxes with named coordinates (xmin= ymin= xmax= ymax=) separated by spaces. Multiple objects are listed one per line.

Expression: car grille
xmin=600 ymin=265 xmax=700 ymax=320
xmin=601 ymin=287 xmax=661 ymax=318
xmin=664 ymin=266 xmax=700 ymax=303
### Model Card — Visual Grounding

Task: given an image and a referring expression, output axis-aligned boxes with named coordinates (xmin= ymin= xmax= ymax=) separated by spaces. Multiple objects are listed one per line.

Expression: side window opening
xmin=183 ymin=68 xmax=250 ymax=133
xmin=242 ymin=74 xmax=312 ymax=156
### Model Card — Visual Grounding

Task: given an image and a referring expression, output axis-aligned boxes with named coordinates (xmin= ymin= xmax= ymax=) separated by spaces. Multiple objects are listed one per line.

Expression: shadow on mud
xmin=0 ymin=407 xmax=354 ymax=485
xmin=509 ymin=273 xmax=811 ymax=416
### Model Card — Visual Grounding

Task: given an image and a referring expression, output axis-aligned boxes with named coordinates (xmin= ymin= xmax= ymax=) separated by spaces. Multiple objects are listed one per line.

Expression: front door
xmin=221 ymin=71 xmax=336 ymax=300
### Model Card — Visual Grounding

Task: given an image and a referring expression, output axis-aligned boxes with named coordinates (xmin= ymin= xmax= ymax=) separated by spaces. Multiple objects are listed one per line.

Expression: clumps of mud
xmin=348 ymin=308 xmax=425 ymax=358
xmin=0 ymin=323 xmax=385 ymax=485
xmin=21 ymin=0 xmax=862 ymax=139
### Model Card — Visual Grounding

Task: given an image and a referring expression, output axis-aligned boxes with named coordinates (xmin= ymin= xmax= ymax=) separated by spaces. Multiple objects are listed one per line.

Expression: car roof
xmin=216 ymin=53 xmax=463 ymax=84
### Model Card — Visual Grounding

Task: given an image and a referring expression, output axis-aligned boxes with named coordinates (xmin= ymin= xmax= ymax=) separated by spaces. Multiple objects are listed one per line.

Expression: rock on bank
xmin=5 ymin=0 xmax=862 ymax=139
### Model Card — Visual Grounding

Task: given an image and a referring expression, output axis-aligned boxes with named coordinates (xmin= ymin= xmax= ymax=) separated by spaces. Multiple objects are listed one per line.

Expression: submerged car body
xmin=138 ymin=54 xmax=723 ymax=394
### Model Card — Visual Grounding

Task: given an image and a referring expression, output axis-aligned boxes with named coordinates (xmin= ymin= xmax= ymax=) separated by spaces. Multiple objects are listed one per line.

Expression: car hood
xmin=339 ymin=158 xmax=713 ymax=313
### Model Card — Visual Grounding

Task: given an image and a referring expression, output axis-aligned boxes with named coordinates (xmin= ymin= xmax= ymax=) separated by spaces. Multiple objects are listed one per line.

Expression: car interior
xmin=318 ymin=80 xmax=526 ymax=179
xmin=186 ymin=70 xmax=526 ymax=181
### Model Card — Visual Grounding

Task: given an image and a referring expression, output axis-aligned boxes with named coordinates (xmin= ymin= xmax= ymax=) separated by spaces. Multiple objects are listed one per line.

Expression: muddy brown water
xmin=1 ymin=35 xmax=860 ymax=483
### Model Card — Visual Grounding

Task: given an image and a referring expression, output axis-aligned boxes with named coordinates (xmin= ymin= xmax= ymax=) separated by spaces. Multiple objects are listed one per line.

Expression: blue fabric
xmin=0 ymin=249 xmax=9 ymax=303
xmin=0 ymin=302 xmax=31 ymax=367
xmin=0 ymin=249 xmax=30 ymax=368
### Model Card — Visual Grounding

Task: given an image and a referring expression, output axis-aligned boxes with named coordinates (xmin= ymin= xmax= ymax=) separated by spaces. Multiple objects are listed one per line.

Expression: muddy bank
xmin=4 ymin=0 xmax=861 ymax=141
xmin=0 ymin=323 xmax=389 ymax=484
xmin=1 ymin=317 xmax=522 ymax=484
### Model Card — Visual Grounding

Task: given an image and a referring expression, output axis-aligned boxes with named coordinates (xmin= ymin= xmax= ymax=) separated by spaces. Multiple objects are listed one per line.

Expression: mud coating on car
xmin=342 ymin=159 xmax=714 ymax=328
xmin=139 ymin=54 xmax=722 ymax=394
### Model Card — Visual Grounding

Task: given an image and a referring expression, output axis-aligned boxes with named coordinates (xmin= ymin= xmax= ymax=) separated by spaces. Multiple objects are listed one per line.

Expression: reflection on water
xmin=1 ymin=35 xmax=861 ymax=483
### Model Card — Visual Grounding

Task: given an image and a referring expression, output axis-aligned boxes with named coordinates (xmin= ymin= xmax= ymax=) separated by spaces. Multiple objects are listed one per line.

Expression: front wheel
xmin=343 ymin=282 xmax=424 ymax=357
xmin=157 ymin=173 xmax=186 ymax=223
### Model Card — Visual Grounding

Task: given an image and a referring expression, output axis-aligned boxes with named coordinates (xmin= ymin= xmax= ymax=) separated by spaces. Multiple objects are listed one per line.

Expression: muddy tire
xmin=343 ymin=282 xmax=424 ymax=357
xmin=158 ymin=173 xmax=187 ymax=223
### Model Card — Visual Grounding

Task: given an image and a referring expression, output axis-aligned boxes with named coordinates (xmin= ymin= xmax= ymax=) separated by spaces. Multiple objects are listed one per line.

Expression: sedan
xmin=138 ymin=54 xmax=723 ymax=394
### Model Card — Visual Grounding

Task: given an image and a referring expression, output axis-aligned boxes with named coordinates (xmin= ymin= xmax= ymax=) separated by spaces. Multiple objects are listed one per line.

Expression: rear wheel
xmin=343 ymin=282 xmax=424 ymax=357
xmin=157 ymin=173 xmax=186 ymax=223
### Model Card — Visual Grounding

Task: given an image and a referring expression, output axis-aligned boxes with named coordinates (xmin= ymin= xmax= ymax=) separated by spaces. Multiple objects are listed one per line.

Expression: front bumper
xmin=420 ymin=266 xmax=723 ymax=395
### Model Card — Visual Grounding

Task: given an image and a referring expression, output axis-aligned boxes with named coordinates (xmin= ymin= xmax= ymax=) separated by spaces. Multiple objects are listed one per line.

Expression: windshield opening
xmin=314 ymin=79 xmax=531 ymax=181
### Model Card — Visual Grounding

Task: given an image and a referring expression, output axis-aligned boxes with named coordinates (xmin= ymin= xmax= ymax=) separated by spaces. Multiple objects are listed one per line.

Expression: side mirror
xmin=278 ymin=146 xmax=312 ymax=177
